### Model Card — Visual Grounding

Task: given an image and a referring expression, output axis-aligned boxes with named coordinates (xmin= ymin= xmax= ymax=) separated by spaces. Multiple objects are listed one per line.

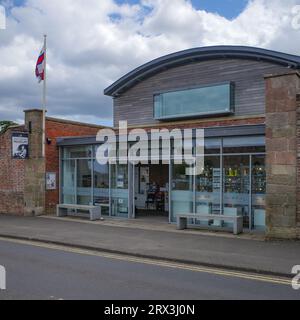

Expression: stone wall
xmin=297 ymin=93 xmax=300 ymax=227
xmin=24 ymin=110 xmax=46 ymax=216
xmin=265 ymin=71 xmax=300 ymax=239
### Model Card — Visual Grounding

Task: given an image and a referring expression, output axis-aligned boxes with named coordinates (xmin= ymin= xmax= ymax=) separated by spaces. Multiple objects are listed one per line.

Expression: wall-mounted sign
xmin=12 ymin=133 xmax=29 ymax=159
xmin=46 ymin=172 xmax=57 ymax=190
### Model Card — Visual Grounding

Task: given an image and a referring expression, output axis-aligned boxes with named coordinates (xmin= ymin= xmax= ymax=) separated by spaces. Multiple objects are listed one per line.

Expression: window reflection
xmin=111 ymin=163 xmax=129 ymax=218
xmin=63 ymin=146 xmax=92 ymax=158
xmin=62 ymin=159 xmax=76 ymax=204
xmin=171 ymin=163 xmax=193 ymax=222
xmin=196 ymin=156 xmax=221 ymax=214
xmin=77 ymin=159 xmax=92 ymax=205
xmin=94 ymin=161 xmax=110 ymax=214
xmin=252 ymin=156 xmax=266 ymax=230
xmin=154 ymin=83 xmax=234 ymax=120
xmin=223 ymin=156 xmax=250 ymax=228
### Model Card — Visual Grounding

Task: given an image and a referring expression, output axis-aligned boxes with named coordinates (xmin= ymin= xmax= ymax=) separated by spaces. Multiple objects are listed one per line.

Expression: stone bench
xmin=57 ymin=204 xmax=103 ymax=221
xmin=176 ymin=213 xmax=243 ymax=235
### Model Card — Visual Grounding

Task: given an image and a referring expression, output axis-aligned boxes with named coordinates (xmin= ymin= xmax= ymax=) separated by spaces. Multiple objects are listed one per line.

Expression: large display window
xmin=169 ymin=136 xmax=266 ymax=230
xmin=60 ymin=134 xmax=266 ymax=231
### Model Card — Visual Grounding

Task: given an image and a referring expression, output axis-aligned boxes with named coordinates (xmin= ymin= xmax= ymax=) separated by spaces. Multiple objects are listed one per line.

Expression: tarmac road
xmin=0 ymin=238 xmax=299 ymax=300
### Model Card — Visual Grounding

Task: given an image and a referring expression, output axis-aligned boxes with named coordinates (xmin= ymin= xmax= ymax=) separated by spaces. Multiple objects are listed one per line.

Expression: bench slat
xmin=176 ymin=213 xmax=243 ymax=235
xmin=57 ymin=204 xmax=103 ymax=221
xmin=176 ymin=214 xmax=241 ymax=221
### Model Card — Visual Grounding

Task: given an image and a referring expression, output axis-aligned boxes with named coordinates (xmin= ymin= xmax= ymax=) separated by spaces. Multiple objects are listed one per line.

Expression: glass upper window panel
xmin=154 ymin=83 xmax=234 ymax=120
xmin=63 ymin=146 xmax=93 ymax=159
xmin=223 ymin=136 xmax=265 ymax=154
xmin=204 ymin=138 xmax=221 ymax=155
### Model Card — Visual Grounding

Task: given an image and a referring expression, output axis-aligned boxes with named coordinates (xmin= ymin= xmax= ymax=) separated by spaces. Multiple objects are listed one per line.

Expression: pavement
xmin=0 ymin=214 xmax=299 ymax=277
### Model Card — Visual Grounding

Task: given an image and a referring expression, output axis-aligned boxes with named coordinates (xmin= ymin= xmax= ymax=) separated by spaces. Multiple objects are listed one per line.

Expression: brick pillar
xmin=24 ymin=109 xmax=46 ymax=216
xmin=265 ymin=71 xmax=300 ymax=239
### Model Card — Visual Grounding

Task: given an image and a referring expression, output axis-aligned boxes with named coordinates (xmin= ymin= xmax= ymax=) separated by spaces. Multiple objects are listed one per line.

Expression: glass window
xmin=63 ymin=146 xmax=92 ymax=159
xmin=204 ymin=138 xmax=221 ymax=155
xmin=77 ymin=159 xmax=92 ymax=205
xmin=94 ymin=161 xmax=109 ymax=215
xmin=154 ymin=83 xmax=234 ymax=120
xmin=62 ymin=159 xmax=76 ymax=204
xmin=170 ymin=163 xmax=194 ymax=222
xmin=196 ymin=156 xmax=221 ymax=224
xmin=111 ymin=163 xmax=129 ymax=218
xmin=252 ymin=156 xmax=266 ymax=230
xmin=223 ymin=136 xmax=265 ymax=154
xmin=223 ymin=155 xmax=250 ymax=229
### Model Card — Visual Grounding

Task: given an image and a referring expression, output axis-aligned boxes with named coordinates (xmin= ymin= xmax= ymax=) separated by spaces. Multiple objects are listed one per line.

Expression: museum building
xmin=1 ymin=46 xmax=300 ymax=239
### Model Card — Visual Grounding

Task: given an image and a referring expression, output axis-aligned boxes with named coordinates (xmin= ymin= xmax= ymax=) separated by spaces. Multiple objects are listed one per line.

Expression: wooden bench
xmin=57 ymin=204 xmax=103 ymax=221
xmin=176 ymin=213 xmax=243 ymax=235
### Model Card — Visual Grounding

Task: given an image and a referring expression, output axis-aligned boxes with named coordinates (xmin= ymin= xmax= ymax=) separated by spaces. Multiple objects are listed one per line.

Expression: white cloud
xmin=0 ymin=0 xmax=299 ymax=125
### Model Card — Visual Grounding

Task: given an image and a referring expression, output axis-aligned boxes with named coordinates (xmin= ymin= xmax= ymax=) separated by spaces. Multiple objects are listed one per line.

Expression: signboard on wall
xmin=12 ymin=133 xmax=29 ymax=159
xmin=46 ymin=172 xmax=57 ymax=190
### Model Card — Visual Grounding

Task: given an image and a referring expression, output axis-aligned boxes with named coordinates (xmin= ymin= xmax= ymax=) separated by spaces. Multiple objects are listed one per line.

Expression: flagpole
xmin=42 ymin=34 xmax=47 ymax=158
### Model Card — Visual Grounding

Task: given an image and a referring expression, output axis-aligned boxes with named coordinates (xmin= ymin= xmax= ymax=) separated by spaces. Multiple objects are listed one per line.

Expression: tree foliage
xmin=0 ymin=121 xmax=18 ymax=134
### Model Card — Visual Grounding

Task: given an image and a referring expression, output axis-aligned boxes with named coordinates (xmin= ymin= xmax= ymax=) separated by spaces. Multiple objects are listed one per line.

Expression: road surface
xmin=0 ymin=238 xmax=299 ymax=300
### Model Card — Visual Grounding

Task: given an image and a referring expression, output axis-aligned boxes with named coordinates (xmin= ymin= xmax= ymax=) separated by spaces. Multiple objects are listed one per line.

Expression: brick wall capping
xmin=3 ymin=125 xmax=25 ymax=131
xmin=46 ymin=117 xmax=108 ymax=129
xmin=24 ymin=109 xmax=47 ymax=113
xmin=264 ymin=70 xmax=300 ymax=79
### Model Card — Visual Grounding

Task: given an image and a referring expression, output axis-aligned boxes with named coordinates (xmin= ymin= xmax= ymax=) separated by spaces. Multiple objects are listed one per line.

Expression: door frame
xmin=131 ymin=161 xmax=171 ymax=222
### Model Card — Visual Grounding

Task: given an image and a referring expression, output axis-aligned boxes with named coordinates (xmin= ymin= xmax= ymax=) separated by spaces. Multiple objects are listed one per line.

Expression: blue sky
xmin=1 ymin=0 xmax=298 ymax=125
xmin=115 ymin=0 xmax=249 ymax=19
xmin=9 ymin=0 xmax=249 ymax=20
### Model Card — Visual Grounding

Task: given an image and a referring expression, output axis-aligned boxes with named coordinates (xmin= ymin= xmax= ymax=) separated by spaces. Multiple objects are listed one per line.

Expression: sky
xmin=0 ymin=0 xmax=299 ymax=126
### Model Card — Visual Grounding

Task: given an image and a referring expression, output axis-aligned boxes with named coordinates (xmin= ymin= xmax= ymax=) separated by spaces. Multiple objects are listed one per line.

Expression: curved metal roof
xmin=104 ymin=46 xmax=300 ymax=97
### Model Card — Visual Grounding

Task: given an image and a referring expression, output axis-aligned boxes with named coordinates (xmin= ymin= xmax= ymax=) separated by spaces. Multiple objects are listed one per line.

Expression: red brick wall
xmin=45 ymin=119 xmax=103 ymax=214
xmin=0 ymin=127 xmax=26 ymax=215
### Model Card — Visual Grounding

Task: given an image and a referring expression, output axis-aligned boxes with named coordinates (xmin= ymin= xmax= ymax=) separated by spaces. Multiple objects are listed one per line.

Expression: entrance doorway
xmin=133 ymin=163 xmax=169 ymax=220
